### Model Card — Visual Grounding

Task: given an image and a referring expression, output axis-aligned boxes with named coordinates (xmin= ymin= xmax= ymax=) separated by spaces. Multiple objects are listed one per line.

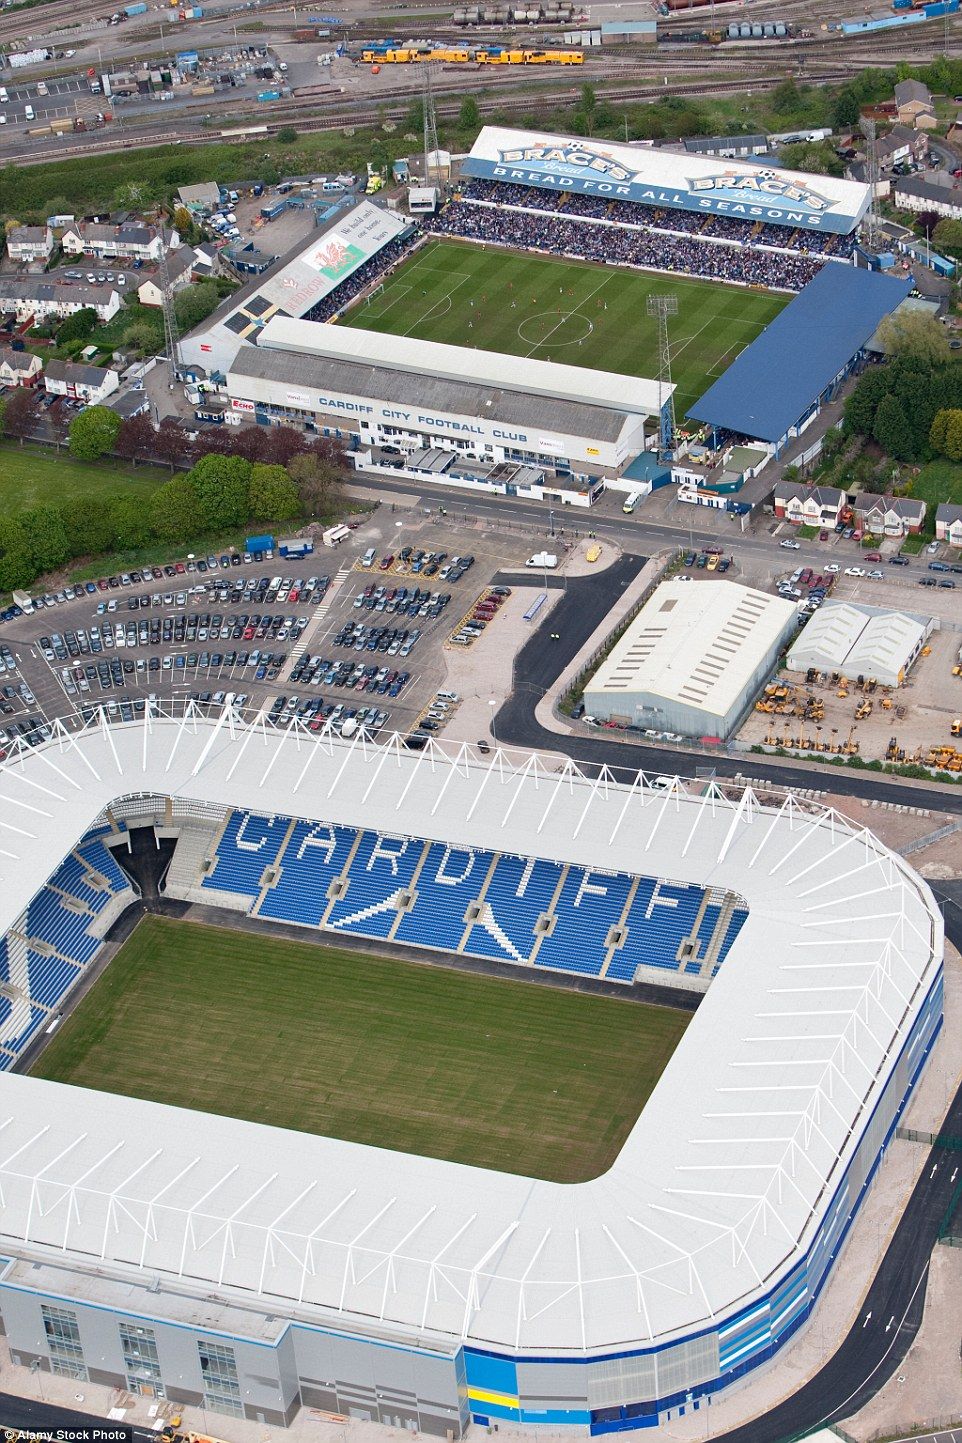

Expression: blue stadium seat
xmin=203 ymin=811 xmax=289 ymax=897
xmin=606 ymin=878 xmax=705 ymax=982
xmin=328 ymin=832 xmax=423 ymax=938
xmin=76 ymin=837 xmax=131 ymax=895
xmin=26 ymin=950 xmax=82 ymax=1010
xmin=535 ymin=868 xmax=633 ymax=977
xmin=395 ymin=843 xmax=495 ymax=952
xmin=715 ymin=907 xmax=748 ymax=969
xmin=258 ymin=821 xmax=358 ymax=926
xmin=465 ymin=855 xmax=564 ymax=965
xmin=26 ymin=890 xmax=100 ymax=966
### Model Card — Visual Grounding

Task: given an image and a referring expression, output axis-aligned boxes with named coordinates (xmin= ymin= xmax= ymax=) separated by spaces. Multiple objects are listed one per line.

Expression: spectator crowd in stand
xmin=432 ymin=196 xmax=826 ymax=292
xmin=304 ymin=234 xmax=420 ymax=323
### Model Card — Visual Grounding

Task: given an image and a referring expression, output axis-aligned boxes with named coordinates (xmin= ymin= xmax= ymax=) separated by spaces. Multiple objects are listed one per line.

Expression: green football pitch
xmin=341 ymin=239 xmax=788 ymax=415
xmin=31 ymin=915 xmax=689 ymax=1183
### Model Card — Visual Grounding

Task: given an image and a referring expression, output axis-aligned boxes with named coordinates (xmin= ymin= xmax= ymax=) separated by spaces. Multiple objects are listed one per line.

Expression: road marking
xmin=862 ymin=1311 xmax=872 ymax=1326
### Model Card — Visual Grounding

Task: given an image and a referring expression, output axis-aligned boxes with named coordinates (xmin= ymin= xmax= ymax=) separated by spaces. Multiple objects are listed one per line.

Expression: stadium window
xmin=41 ymin=1304 xmax=87 ymax=1381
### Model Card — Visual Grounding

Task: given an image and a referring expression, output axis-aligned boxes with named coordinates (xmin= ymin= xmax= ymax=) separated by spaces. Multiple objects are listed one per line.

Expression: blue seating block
xmin=536 ymin=867 xmax=633 ymax=977
xmin=464 ymin=855 xmax=563 ymax=965
xmin=258 ymin=821 xmax=358 ymax=927
xmin=203 ymin=811 xmax=288 ymax=897
xmin=606 ymin=878 xmax=704 ymax=982
xmin=395 ymin=844 xmax=494 ymax=952
xmin=328 ymin=832 xmax=423 ymax=938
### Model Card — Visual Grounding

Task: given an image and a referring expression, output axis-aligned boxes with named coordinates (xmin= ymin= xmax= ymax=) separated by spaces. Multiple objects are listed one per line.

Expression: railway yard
xmin=0 ymin=0 xmax=961 ymax=163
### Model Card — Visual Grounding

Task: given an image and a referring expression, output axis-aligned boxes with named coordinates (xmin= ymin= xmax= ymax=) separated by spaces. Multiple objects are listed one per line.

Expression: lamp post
xmin=488 ymin=698 xmax=497 ymax=745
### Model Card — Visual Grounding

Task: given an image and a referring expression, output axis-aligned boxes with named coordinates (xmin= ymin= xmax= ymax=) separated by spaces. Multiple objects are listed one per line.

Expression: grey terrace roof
xmin=228 ymin=345 xmax=632 ymax=444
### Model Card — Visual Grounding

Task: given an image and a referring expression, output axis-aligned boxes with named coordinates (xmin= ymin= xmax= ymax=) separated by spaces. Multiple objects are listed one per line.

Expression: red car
xmin=379 ymin=554 xmax=394 ymax=571
xmin=865 ymin=552 xmax=881 ymax=562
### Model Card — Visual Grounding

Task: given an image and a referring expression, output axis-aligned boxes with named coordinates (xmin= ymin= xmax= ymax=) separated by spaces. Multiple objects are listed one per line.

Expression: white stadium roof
xmin=258 ymin=314 xmax=668 ymax=417
xmin=0 ymin=714 xmax=941 ymax=1358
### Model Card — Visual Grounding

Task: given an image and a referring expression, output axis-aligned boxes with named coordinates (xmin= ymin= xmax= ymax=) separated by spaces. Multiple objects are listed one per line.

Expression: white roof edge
xmin=258 ymin=314 xmax=668 ymax=416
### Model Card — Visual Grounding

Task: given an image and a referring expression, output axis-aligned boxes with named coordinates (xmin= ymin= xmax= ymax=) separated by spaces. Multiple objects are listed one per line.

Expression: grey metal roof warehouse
xmin=688 ymin=265 xmax=911 ymax=443
xmin=227 ymin=345 xmax=631 ymax=442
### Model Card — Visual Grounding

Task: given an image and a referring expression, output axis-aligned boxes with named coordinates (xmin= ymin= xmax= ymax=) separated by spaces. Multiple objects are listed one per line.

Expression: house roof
xmin=895 ymin=175 xmax=962 ymax=208
xmin=936 ymin=502 xmax=962 ymax=524
xmin=894 ymin=79 xmax=932 ymax=107
xmin=853 ymin=491 xmax=925 ymax=520
xmin=44 ymin=358 xmax=117 ymax=387
xmin=8 ymin=225 xmax=50 ymax=245
xmin=0 ymin=345 xmax=40 ymax=373
xmin=774 ymin=480 xmax=845 ymax=507
xmin=687 ymin=266 xmax=911 ymax=443
xmin=0 ymin=279 xmax=118 ymax=307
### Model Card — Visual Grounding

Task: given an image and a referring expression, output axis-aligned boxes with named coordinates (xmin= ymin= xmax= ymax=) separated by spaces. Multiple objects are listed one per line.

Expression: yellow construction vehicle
xmin=952 ymin=719 xmax=962 ymax=738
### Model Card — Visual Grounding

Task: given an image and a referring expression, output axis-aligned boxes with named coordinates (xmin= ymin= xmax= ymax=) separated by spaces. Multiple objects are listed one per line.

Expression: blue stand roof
xmin=687 ymin=266 xmax=911 ymax=444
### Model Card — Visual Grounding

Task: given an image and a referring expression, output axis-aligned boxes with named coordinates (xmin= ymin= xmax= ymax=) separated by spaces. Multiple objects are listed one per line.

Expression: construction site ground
xmin=737 ymin=625 xmax=962 ymax=767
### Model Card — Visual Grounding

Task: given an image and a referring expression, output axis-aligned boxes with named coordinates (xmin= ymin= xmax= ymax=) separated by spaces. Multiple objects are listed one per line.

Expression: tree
xmin=875 ymin=310 xmax=950 ymax=365
xmin=19 ymin=505 xmax=70 ymax=574
xmin=872 ymin=393 xmax=913 ymax=460
xmin=288 ymin=451 xmax=343 ymax=518
xmin=149 ymin=476 xmax=204 ymax=544
xmin=173 ymin=281 xmax=221 ymax=333
xmin=580 ymin=82 xmax=596 ymax=115
xmin=930 ymin=407 xmax=952 ymax=454
xmin=771 ymin=79 xmax=802 ymax=115
xmin=153 ymin=418 xmax=190 ymax=468
xmin=844 ymin=366 xmax=893 ymax=439
xmin=248 ymin=463 xmax=300 ymax=523
xmin=0 ymin=515 xmax=35 ymax=592
xmin=114 ymin=412 xmax=157 ymax=464
xmin=61 ymin=494 xmax=116 ymax=558
xmin=107 ymin=494 xmax=151 ymax=550
xmin=172 ymin=205 xmax=196 ymax=240
xmin=945 ymin=410 xmax=962 ymax=462
xmin=933 ymin=218 xmax=962 ymax=258
xmin=68 ymin=405 xmax=121 ymax=461
xmin=262 ymin=425 xmax=306 ymax=467
xmin=458 ymin=96 xmax=481 ymax=132
xmin=832 ymin=88 xmax=861 ymax=130
xmin=187 ymin=452 xmax=252 ymax=529
xmin=56 ymin=307 xmax=98 ymax=345
xmin=276 ymin=126 xmax=298 ymax=144
xmin=2 ymin=387 xmax=39 ymax=446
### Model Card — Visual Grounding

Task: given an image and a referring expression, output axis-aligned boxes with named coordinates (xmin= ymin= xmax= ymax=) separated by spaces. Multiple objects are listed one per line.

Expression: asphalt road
xmin=0 ymin=1388 xmax=151 ymax=1441
xmin=492 ymin=552 xmax=962 ymax=815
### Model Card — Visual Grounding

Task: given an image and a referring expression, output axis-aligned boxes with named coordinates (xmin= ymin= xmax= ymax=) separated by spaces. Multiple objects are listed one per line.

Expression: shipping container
xmin=125 ymin=3 xmax=148 ymax=15
xmin=279 ymin=539 xmax=314 ymax=557
xmin=256 ymin=88 xmax=281 ymax=100
xmin=246 ymin=534 xmax=275 ymax=555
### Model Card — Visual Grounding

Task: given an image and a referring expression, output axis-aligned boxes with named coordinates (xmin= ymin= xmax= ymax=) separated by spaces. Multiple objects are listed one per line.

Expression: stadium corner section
xmin=0 ymin=715 xmax=944 ymax=1436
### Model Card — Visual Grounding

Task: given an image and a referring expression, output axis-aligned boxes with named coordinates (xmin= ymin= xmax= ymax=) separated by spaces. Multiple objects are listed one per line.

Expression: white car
xmin=927 ymin=540 xmax=940 ymax=554
xmin=779 ymin=538 xmax=801 ymax=550
xmin=845 ymin=566 xmax=866 ymax=577
xmin=825 ymin=562 xmax=840 ymax=574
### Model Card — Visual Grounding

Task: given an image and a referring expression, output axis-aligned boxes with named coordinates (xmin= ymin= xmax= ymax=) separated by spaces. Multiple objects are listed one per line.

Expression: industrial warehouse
xmin=584 ymin=578 xmax=798 ymax=739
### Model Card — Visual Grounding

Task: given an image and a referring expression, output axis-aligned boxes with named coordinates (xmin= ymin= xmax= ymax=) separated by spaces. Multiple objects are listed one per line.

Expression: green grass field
xmin=342 ymin=239 xmax=788 ymax=415
xmin=31 ymin=915 xmax=689 ymax=1182
xmin=0 ymin=442 xmax=166 ymax=517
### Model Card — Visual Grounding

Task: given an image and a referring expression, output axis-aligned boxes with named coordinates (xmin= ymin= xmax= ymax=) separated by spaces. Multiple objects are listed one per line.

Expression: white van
xmin=0 ymin=88 xmax=9 ymax=104
xmin=436 ymin=690 xmax=460 ymax=703
xmin=360 ymin=546 xmax=377 ymax=566
xmin=24 ymin=104 xmax=35 ymax=121
xmin=622 ymin=491 xmax=643 ymax=514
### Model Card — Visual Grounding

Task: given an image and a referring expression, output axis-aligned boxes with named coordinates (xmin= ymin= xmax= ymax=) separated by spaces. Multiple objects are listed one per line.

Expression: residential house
xmin=852 ymin=492 xmax=926 ymax=536
xmin=773 ymin=481 xmax=846 ymax=527
xmin=0 ymin=279 xmax=121 ymax=324
xmin=894 ymin=172 xmax=962 ymax=222
xmin=6 ymin=224 xmax=54 ymax=265
xmin=190 ymin=243 xmax=218 ymax=277
xmin=894 ymin=79 xmax=937 ymax=130
xmin=136 ymin=246 xmax=196 ymax=307
xmin=177 ymin=181 xmax=222 ymax=213
xmin=0 ymin=346 xmax=42 ymax=387
xmin=42 ymin=358 xmax=120 ymax=405
xmin=877 ymin=125 xmax=928 ymax=170
xmin=935 ymin=502 xmax=962 ymax=546
xmin=61 ymin=221 xmax=164 ymax=262
xmin=107 ymin=389 xmax=150 ymax=421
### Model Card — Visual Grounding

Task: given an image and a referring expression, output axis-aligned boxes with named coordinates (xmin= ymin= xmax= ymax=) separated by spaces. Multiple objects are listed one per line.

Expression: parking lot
xmin=0 ymin=511 xmax=538 ymax=754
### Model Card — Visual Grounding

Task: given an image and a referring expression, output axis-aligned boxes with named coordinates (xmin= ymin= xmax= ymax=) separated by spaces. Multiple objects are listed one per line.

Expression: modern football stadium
xmin=181 ymin=125 xmax=914 ymax=497
xmin=0 ymin=709 xmax=943 ymax=1433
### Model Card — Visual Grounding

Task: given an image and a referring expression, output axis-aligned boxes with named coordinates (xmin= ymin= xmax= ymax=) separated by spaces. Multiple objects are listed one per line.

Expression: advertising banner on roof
xmin=463 ymin=127 xmax=871 ymax=234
